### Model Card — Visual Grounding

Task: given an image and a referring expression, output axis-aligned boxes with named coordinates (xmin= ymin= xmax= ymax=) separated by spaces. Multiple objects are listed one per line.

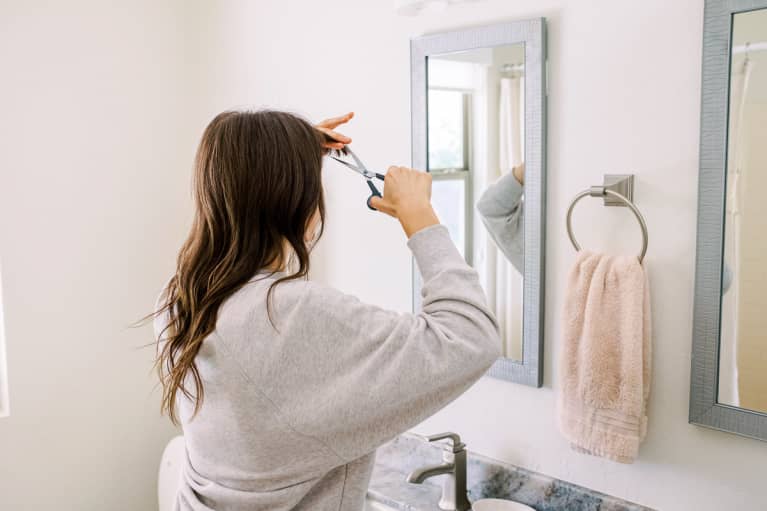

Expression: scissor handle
xmin=366 ymin=180 xmax=382 ymax=211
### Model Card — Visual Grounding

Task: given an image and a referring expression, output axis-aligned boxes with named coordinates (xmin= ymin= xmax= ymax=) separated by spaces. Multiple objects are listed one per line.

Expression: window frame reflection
xmin=427 ymin=86 xmax=474 ymax=264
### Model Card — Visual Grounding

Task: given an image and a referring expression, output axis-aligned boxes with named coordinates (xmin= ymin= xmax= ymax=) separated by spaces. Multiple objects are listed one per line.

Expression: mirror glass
xmin=718 ymin=8 xmax=767 ymax=413
xmin=427 ymin=44 xmax=525 ymax=360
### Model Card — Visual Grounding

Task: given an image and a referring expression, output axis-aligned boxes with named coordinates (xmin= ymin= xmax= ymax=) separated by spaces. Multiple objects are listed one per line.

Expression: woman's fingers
xmin=316 ymin=126 xmax=352 ymax=149
xmin=320 ymin=128 xmax=351 ymax=143
xmin=317 ymin=112 xmax=354 ymax=129
xmin=368 ymin=196 xmax=396 ymax=217
xmin=513 ymin=163 xmax=525 ymax=185
xmin=323 ymin=141 xmax=346 ymax=150
xmin=316 ymin=112 xmax=354 ymax=151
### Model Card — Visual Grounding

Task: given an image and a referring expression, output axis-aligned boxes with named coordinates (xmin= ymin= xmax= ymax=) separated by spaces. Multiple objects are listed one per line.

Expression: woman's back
xmin=156 ymin=225 xmax=500 ymax=510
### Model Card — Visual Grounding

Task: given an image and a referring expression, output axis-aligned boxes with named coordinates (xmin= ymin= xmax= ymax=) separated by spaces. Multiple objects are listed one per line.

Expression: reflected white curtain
xmin=720 ymin=57 xmax=753 ymax=406
xmin=494 ymin=76 xmax=524 ymax=358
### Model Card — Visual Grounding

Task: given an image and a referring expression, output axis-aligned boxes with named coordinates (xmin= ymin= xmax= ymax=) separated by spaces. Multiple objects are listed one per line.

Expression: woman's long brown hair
xmin=154 ymin=110 xmax=326 ymax=424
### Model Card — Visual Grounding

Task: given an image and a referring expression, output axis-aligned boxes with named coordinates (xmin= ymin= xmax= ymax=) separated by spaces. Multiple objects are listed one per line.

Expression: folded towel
xmin=557 ymin=250 xmax=652 ymax=464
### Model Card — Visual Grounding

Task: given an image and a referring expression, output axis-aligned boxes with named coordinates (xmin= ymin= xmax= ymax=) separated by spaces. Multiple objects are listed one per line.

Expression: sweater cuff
xmin=407 ymin=224 xmax=467 ymax=281
xmin=477 ymin=171 xmax=524 ymax=215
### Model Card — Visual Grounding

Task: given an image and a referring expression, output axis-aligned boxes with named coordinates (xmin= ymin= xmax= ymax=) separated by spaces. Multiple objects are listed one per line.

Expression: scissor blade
xmin=329 ymin=155 xmax=362 ymax=173
xmin=346 ymin=148 xmax=385 ymax=180
xmin=344 ymin=147 xmax=367 ymax=172
xmin=329 ymin=155 xmax=376 ymax=180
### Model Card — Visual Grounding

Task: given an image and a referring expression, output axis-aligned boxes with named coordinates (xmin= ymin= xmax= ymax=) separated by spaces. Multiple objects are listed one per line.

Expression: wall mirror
xmin=691 ymin=0 xmax=767 ymax=440
xmin=411 ymin=19 xmax=547 ymax=386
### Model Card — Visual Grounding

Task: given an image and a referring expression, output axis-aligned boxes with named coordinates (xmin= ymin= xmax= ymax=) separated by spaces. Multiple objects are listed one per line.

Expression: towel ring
xmin=566 ymin=187 xmax=649 ymax=263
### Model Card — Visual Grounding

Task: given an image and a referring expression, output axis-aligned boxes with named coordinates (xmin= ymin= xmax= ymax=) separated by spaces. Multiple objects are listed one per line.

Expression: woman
xmin=153 ymin=109 xmax=501 ymax=511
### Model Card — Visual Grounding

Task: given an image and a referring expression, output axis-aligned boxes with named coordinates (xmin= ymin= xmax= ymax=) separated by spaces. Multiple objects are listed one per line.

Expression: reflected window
xmin=428 ymin=89 xmax=470 ymax=171
xmin=431 ymin=177 xmax=467 ymax=260
xmin=427 ymin=78 xmax=473 ymax=263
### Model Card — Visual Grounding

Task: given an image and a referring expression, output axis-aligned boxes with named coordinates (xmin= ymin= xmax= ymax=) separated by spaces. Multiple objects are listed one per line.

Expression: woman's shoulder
xmin=275 ymin=276 xmax=361 ymax=309
xmin=236 ymin=274 xmax=359 ymax=313
xmin=219 ymin=275 xmax=370 ymax=341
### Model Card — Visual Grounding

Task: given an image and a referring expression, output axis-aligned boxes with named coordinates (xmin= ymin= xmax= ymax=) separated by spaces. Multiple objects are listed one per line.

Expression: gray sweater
xmin=476 ymin=171 xmax=524 ymax=273
xmin=154 ymin=224 xmax=501 ymax=511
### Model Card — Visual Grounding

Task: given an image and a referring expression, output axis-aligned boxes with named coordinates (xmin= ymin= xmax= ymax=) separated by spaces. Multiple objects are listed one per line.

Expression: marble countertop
xmin=366 ymin=434 xmax=655 ymax=511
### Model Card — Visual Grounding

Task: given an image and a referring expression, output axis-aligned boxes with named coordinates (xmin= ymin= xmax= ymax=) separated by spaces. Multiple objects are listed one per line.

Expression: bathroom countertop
xmin=366 ymin=434 xmax=655 ymax=511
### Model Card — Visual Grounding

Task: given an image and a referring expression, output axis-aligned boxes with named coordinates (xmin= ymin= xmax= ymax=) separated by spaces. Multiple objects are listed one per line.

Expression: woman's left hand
xmin=513 ymin=163 xmax=525 ymax=185
xmin=316 ymin=112 xmax=354 ymax=150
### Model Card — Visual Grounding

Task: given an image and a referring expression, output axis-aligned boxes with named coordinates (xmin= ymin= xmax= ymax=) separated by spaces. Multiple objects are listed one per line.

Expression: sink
xmin=363 ymin=499 xmax=400 ymax=511
xmin=472 ymin=498 xmax=536 ymax=511
xmin=365 ymin=497 xmax=535 ymax=511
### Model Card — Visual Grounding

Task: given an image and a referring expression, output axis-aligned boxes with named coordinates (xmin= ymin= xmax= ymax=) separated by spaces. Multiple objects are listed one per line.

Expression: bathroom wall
xmin=0 ymin=1 xmax=212 ymax=509
xmin=0 ymin=267 xmax=8 ymax=418
xmin=200 ymin=0 xmax=767 ymax=509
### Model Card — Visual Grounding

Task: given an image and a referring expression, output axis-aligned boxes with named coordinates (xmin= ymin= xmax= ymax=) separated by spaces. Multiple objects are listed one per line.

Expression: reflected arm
xmin=476 ymin=170 xmax=525 ymax=273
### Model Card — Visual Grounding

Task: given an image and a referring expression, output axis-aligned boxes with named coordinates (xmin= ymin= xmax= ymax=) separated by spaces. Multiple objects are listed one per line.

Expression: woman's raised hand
xmin=369 ymin=166 xmax=440 ymax=238
xmin=316 ymin=114 xmax=440 ymax=237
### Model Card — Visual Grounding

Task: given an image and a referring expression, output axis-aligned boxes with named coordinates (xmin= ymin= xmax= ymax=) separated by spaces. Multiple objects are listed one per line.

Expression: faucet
xmin=406 ymin=432 xmax=471 ymax=511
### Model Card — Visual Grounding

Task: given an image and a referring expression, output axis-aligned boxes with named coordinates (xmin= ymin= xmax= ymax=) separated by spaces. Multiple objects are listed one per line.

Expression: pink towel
xmin=558 ymin=250 xmax=652 ymax=464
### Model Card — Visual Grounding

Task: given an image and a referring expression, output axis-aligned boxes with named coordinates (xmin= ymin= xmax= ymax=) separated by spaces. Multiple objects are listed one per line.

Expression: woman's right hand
xmin=369 ymin=166 xmax=440 ymax=238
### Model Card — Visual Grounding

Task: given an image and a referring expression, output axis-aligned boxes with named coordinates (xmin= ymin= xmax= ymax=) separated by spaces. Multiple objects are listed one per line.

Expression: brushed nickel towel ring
xmin=566 ymin=175 xmax=649 ymax=263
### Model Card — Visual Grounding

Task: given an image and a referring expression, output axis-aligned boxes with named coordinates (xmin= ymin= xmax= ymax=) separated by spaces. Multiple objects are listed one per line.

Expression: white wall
xmin=0 ymin=2 xmax=213 ymax=509
xmin=0 ymin=265 xmax=9 ymax=418
xmin=203 ymin=1 xmax=767 ymax=509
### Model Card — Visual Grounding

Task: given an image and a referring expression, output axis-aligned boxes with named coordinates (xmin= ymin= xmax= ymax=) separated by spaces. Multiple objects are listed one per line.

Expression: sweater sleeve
xmin=476 ymin=171 xmax=525 ymax=273
xmin=259 ymin=224 xmax=501 ymax=463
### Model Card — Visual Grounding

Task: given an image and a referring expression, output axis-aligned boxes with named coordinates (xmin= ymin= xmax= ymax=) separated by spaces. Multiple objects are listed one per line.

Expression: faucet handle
xmin=424 ymin=432 xmax=466 ymax=453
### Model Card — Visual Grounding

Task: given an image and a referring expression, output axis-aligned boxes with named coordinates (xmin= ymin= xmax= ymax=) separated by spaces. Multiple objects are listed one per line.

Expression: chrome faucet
xmin=406 ymin=432 xmax=471 ymax=511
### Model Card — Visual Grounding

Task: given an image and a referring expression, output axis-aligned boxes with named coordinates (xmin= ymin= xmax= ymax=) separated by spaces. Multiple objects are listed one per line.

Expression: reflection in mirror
xmin=427 ymin=44 xmax=525 ymax=360
xmin=718 ymin=7 xmax=767 ymax=414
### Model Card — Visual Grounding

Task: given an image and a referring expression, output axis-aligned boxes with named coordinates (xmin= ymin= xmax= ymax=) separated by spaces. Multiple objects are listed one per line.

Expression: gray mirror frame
xmin=690 ymin=0 xmax=767 ymax=441
xmin=410 ymin=19 xmax=547 ymax=387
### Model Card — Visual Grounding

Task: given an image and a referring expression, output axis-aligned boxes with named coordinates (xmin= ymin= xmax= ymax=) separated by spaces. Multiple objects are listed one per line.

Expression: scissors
xmin=329 ymin=147 xmax=386 ymax=210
